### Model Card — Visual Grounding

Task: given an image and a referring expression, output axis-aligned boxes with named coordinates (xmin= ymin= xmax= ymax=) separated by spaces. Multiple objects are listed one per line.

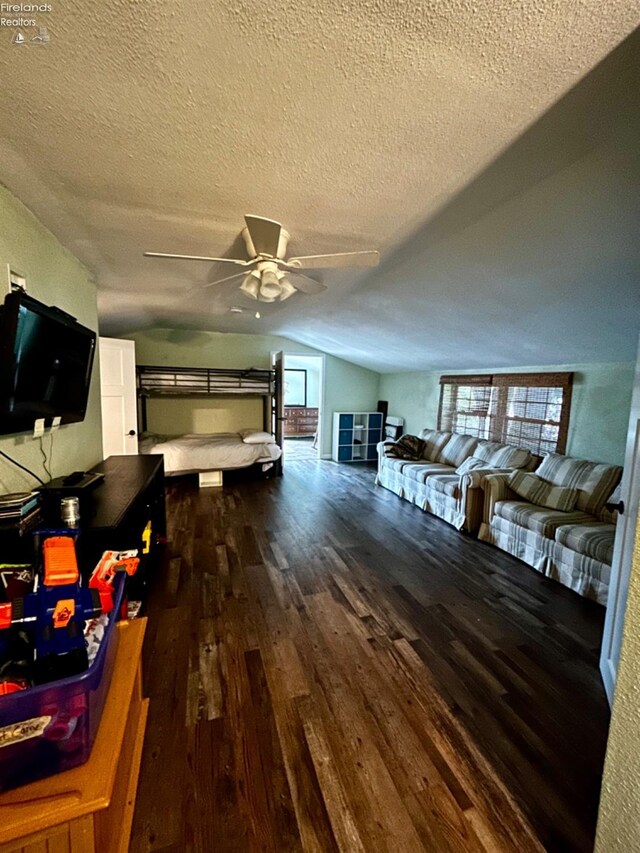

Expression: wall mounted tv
xmin=0 ymin=291 xmax=96 ymax=436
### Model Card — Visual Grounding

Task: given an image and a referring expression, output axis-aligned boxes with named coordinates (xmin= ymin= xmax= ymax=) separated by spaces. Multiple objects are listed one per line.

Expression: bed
xmin=136 ymin=364 xmax=284 ymax=486
xmin=139 ymin=431 xmax=282 ymax=476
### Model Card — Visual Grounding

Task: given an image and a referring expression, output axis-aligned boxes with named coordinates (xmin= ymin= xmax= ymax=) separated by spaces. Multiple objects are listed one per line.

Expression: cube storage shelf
xmin=332 ymin=412 xmax=383 ymax=462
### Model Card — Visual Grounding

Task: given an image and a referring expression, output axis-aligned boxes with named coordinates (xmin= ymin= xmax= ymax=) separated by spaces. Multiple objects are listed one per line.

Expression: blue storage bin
xmin=367 ymin=444 xmax=378 ymax=460
xmin=338 ymin=446 xmax=352 ymax=462
xmin=338 ymin=430 xmax=352 ymax=446
xmin=339 ymin=414 xmax=353 ymax=430
xmin=369 ymin=413 xmax=383 ymax=428
xmin=0 ymin=574 xmax=124 ymax=793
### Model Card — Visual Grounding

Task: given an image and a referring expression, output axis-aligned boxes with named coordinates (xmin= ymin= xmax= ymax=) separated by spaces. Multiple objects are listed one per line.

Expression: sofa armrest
xmin=457 ymin=468 xmax=512 ymax=533
xmin=462 ymin=466 xmax=514 ymax=489
xmin=481 ymin=472 xmax=518 ymax=525
xmin=377 ymin=440 xmax=394 ymax=466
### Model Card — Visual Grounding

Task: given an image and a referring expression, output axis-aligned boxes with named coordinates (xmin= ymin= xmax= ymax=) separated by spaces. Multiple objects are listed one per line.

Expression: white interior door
xmin=99 ymin=337 xmax=138 ymax=458
xmin=600 ymin=337 xmax=640 ymax=704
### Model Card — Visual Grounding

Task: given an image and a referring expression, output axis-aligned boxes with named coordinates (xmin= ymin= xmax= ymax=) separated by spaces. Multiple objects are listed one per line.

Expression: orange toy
xmin=43 ymin=537 xmax=79 ymax=587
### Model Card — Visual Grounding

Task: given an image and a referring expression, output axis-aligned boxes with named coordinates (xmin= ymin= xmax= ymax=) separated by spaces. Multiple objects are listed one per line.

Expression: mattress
xmin=139 ymin=432 xmax=282 ymax=474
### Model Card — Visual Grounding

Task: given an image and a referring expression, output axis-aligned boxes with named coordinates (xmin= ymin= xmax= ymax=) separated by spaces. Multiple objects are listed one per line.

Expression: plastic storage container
xmin=0 ymin=574 xmax=124 ymax=793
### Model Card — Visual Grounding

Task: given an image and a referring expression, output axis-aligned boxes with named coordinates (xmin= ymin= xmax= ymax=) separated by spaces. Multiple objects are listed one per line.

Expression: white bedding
xmin=139 ymin=432 xmax=282 ymax=474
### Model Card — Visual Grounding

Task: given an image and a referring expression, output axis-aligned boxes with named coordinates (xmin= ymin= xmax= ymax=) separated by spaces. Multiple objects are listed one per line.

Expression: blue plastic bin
xmin=0 ymin=574 xmax=124 ymax=792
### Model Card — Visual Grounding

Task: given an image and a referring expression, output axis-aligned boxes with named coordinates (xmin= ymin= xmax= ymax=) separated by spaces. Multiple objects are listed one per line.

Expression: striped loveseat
xmin=376 ymin=430 xmax=535 ymax=533
xmin=478 ymin=452 xmax=622 ymax=604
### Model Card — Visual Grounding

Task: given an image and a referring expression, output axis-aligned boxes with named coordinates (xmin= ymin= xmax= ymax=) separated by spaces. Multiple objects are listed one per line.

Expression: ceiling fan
xmin=144 ymin=215 xmax=380 ymax=303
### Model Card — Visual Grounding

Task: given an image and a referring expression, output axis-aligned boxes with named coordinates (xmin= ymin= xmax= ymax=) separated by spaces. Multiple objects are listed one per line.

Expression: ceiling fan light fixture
xmin=277 ymin=276 xmax=297 ymax=301
xmin=239 ymin=270 xmax=260 ymax=300
xmin=259 ymin=269 xmax=282 ymax=300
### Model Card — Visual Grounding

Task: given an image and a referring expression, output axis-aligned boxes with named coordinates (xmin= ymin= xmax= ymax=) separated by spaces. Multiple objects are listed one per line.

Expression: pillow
xmin=455 ymin=456 xmax=488 ymax=476
xmin=535 ymin=453 xmax=622 ymax=515
xmin=418 ymin=429 xmax=452 ymax=462
xmin=574 ymin=462 xmax=623 ymax=516
xmin=534 ymin=452 xmax=591 ymax=487
xmin=508 ymin=470 xmax=578 ymax=512
xmin=385 ymin=434 xmax=426 ymax=460
xmin=475 ymin=440 xmax=532 ymax=469
xmin=437 ymin=434 xmax=478 ymax=467
xmin=240 ymin=430 xmax=275 ymax=444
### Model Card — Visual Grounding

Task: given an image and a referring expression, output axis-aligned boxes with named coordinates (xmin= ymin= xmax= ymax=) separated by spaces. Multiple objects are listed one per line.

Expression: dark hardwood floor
xmin=130 ymin=459 xmax=610 ymax=853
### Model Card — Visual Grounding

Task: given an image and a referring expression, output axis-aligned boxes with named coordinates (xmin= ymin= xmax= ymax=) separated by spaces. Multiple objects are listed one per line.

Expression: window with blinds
xmin=438 ymin=372 xmax=573 ymax=455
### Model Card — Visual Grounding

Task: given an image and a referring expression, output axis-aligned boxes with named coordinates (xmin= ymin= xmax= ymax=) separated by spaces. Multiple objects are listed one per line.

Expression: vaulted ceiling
xmin=0 ymin=2 xmax=638 ymax=372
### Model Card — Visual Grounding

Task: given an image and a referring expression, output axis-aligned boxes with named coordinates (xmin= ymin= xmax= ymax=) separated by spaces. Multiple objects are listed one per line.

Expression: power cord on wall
xmin=38 ymin=435 xmax=52 ymax=482
xmin=0 ymin=448 xmax=46 ymax=487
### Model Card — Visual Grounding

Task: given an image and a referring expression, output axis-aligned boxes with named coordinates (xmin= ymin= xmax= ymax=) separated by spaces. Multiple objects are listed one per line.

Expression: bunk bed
xmin=136 ymin=365 xmax=282 ymax=484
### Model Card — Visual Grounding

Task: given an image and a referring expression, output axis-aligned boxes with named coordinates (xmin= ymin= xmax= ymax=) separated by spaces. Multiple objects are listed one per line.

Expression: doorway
xmin=280 ymin=353 xmax=324 ymax=461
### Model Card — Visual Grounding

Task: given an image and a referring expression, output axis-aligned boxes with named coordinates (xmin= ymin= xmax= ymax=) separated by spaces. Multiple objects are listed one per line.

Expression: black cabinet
xmin=83 ymin=455 xmax=166 ymax=598
xmin=3 ymin=456 xmax=166 ymax=602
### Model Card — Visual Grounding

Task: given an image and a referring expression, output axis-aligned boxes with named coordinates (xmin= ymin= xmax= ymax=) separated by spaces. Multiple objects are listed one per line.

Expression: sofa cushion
xmin=381 ymin=457 xmax=411 ymax=473
xmin=418 ymin=429 xmax=452 ymax=462
xmin=508 ymin=471 xmax=578 ymax=512
xmin=555 ymin=522 xmax=616 ymax=565
xmin=475 ymin=441 xmax=532 ymax=469
xmin=535 ymin=452 xmax=589 ymax=486
xmin=599 ymin=483 xmax=622 ymax=524
xmin=574 ymin=463 xmax=623 ymax=516
xmin=426 ymin=473 xmax=460 ymax=498
xmin=535 ymin=453 xmax=622 ymax=516
xmin=455 ymin=456 xmax=487 ymax=475
xmin=385 ymin=434 xmax=425 ymax=460
xmin=438 ymin=434 xmax=478 ymax=467
xmin=402 ymin=462 xmax=453 ymax=483
xmin=494 ymin=500 xmax=594 ymax=537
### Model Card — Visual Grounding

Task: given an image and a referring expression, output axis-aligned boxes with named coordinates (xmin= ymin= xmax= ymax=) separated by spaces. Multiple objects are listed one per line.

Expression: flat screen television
xmin=0 ymin=291 xmax=96 ymax=436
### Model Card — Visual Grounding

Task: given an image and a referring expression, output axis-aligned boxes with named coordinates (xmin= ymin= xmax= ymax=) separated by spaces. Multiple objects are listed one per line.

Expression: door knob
xmin=128 ymin=429 xmax=136 ymax=436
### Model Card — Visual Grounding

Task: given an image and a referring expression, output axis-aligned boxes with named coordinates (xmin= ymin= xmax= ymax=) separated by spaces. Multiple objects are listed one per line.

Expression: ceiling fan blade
xmin=289 ymin=273 xmax=327 ymax=295
xmin=200 ymin=270 xmax=248 ymax=291
xmin=184 ymin=270 xmax=247 ymax=297
xmin=286 ymin=250 xmax=380 ymax=270
xmin=144 ymin=251 xmax=252 ymax=266
xmin=244 ymin=215 xmax=282 ymax=258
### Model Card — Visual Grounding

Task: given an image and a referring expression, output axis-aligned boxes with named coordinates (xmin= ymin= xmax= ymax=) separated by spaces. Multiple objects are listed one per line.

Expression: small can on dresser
xmin=60 ymin=496 xmax=80 ymax=528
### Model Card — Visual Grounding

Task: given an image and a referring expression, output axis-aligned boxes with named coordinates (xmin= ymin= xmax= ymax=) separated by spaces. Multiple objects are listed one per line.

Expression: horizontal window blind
xmin=438 ymin=372 xmax=573 ymax=455
xmin=437 ymin=375 xmax=494 ymax=440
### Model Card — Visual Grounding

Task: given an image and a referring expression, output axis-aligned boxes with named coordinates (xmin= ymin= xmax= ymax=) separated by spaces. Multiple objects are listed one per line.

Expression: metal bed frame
xmin=136 ymin=364 xmax=281 ymax=457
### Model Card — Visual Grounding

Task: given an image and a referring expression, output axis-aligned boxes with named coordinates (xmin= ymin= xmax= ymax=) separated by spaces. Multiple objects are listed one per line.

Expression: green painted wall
xmin=0 ymin=185 xmax=102 ymax=493
xmin=379 ymin=363 xmax=634 ymax=465
xmin=125 ymin=328 xmax=380 ymax=457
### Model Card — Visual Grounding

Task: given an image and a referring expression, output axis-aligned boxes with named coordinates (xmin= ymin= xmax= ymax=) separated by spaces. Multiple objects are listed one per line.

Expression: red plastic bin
xmin=0 ymin=575 xmax=124 ymax=793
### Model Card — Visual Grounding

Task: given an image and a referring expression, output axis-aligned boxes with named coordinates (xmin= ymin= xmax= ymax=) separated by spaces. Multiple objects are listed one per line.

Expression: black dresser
xmin=83 ymin=455 xmax=166 ymax=598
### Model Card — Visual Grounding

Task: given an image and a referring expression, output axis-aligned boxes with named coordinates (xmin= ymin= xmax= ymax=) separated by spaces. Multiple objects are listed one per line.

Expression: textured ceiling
xmin=0 ymin=2 xmax=638 ymax=372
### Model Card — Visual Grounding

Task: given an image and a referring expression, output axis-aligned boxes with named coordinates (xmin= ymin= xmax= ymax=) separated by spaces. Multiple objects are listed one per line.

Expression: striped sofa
xmin=478 ymin=453 xmax=622 ymax=604
xmin=376 ymin=430 xmax=535 ymax=533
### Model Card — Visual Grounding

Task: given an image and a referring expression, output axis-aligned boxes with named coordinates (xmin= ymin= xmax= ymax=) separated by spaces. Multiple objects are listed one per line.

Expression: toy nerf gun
xmin=0 ymin=677 xmax=29 ymax=697
xmin=89 ymin=550 xmax=139 ymax=613
xmin=0 ymin=536 xmax=104 ymax=684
